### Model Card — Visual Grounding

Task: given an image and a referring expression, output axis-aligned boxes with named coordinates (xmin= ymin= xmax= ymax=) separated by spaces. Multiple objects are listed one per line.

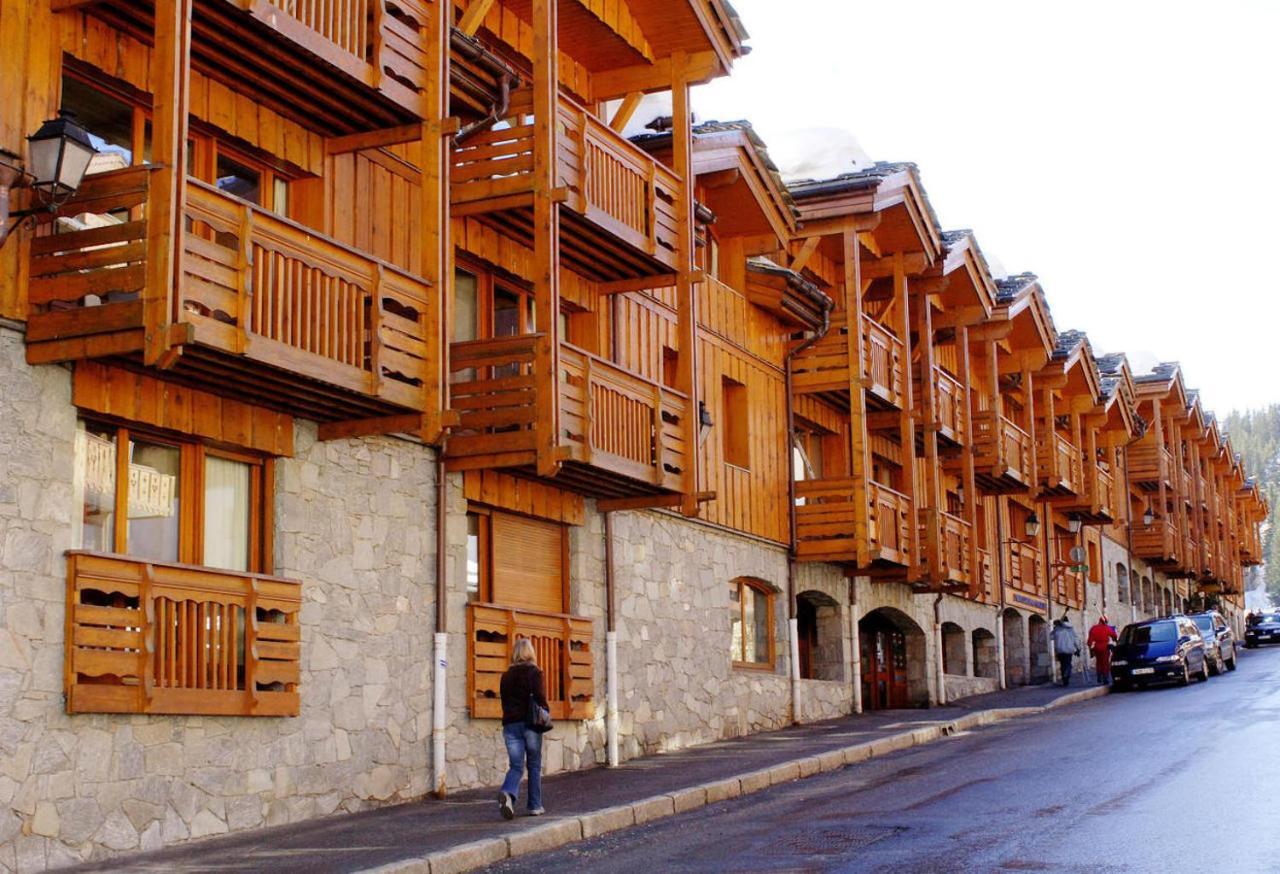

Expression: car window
xmin=1193 ymin=616 xmax=1213 ymax=633
xmin=1250 ymin=614 xmax=1280 ymax=626
xmin=1120 ymin=622 xmax=1176 ymax=644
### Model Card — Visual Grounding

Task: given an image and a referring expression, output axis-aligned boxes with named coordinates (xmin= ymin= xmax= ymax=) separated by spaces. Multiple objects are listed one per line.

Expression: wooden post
xmin=894 ymin=254 xmax=919 ymax=579
xmin=958 ymin=325 xmax=979 ymax=594
xmin=1024 ymin=368 xmax=1038 ymax=504
xmin=420 ymin=0 xmax=452 ymax=444
xmin=236 ymin=207 xmax=253 ymax=354
xmin=532 ymin=0 xmax=562 ymax=478
xmin=844 ymin=231 xmax=870 ymax=568
xmin=671 ymin=53 xmax=699 ymax=515
xmin=145 ymin=0 xmax=192 ymax=367
xmin=917 ymin=286 xmax=941 ymax=584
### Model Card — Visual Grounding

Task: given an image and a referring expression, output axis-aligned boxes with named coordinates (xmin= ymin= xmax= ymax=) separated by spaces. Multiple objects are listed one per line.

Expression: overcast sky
xmin=691 ymin=0 xmax=1280 ymax=416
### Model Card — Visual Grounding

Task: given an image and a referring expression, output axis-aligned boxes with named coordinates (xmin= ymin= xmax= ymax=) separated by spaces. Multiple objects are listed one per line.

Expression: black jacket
xmin=500 ymin=663 xmax=549 ymax=726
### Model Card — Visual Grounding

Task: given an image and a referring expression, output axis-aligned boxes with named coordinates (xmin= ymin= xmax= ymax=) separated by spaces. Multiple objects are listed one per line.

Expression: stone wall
xmin=0 ymin=323 xmax=441 ymax=870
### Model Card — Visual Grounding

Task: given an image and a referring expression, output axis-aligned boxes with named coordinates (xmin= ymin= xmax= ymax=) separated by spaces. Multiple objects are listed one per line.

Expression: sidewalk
xmin=64 ymin=683 xmax=1108 ymax=874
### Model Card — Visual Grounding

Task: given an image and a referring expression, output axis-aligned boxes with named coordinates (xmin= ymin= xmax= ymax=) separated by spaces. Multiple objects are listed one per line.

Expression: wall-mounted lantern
xmin=0 ymin=110 xmax=98 ymax=247
xmin=698 ymin=400 xmax=714 ymax=446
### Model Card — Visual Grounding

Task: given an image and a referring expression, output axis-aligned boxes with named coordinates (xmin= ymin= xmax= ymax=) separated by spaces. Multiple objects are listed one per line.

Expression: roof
xmin=995 ymin=272 xmax=1038 ymax=305
xmin=1052 ymin=329 xmax=1088 ymax=361
xmin=1136 ymin=361 xmax=1181 ymax=384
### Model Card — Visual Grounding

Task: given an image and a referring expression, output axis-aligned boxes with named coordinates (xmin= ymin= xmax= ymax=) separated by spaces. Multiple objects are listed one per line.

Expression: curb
xmin=368 ymin=687 xmax=1109 ymax=874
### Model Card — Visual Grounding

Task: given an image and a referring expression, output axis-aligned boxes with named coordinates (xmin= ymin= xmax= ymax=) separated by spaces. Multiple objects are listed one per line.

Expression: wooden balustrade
xmin=861 ymin=316 xmax=906 ymax=408
xmin=1132 ymin=518 xmax=1179 ymax=561
xmin=792 ymin=479 xmax=912 ymax=567
xmin=971 ymin=410 xmax=1033 ymax=490
xmin=870 ymin=482 xmax=913 ymax=564
xmin=1004 ymin=541 xmax=1043 ymax=595
xmin=451 ymin=91 xmax=681 ymax=277
xmin=976 ymin=547 xmax=995 ymax=602
xmin=65 ymin=551 xmax=301 ymax=716
xmin=1038 ymin=431 xmax=1082 ymax=495
xmin=447 ymin=336 xmax=687 ymax=495
xmin=467 ymin=603 xmax=594 ymax=720
xmin=262 ymin=0 xmax=372 ymax=62
xmin=930 ymin=367 xmax=966 ymax=444
xmin=1128 ymin=443 xmax=1174 ymax=487
xmin=937 ymin=511 xmax=973 ymax=584
xmin=26 ymin=169 xmax=432 ymax=418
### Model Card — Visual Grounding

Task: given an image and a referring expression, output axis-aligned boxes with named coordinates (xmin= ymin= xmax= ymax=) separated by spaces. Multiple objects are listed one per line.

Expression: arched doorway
xmin=797 ymin=590 xmax=844 ymax=681
xmin=941 ymin=622 xmax=966 ymax=676
xmin=972 ymin=628 xmax=999 ymax=679
xmin=1028 ymin=614 xmax=1051 ymax=684
xmin=859 ymin=608 xmax=927 ymax=710
xmin=1002 ymin=608 xmax=1027 ymax=685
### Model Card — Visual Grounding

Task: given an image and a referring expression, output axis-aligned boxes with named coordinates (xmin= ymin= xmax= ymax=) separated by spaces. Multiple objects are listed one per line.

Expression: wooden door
xmin=860 ymin=617 xmax=909 ymax=710
xmin=490 ymin=511 xmax=566 ymax=615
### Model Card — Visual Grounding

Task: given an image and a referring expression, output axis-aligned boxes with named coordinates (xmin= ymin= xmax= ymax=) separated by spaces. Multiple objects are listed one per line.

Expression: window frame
xmin=76 ymin=418 xmax=273 ymax=574
xmin=721 ymin=375 xmax=750 ymax=470
xmin=730 ymin=577 xmax=776 ymax=670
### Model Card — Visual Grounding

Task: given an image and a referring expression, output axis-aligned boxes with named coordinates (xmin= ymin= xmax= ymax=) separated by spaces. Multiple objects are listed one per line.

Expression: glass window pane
xmin=741 ymin=589 xmax=756 ymax=663
xmin=455 ymin=270 xmax=478 ymax=344
xmin=466 ymin=512 xmax=481 ymax=600
xmin=126 ymin=439 xmax=181 ymax=562
xmin=272 ymin=177 xmax=289 ymax=215
xmin=203 ymin=456 xmax=252 ymax=571
xmin=493 ymin=288 xmax=520 ymax=338
xmin=753 ymin=588 xmax=770 ymax=664
xmin=216 ymin=153 xmax=262 ymax=205
xmin=61 ymin=76 xmax=133 ymax=175
xmin=74 ymin=422 xmax=117 ymax=551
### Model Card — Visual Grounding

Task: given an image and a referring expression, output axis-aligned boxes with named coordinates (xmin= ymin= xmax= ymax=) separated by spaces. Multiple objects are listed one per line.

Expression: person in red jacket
xmin=1088 ymin=616 xmax=1118 ymax=685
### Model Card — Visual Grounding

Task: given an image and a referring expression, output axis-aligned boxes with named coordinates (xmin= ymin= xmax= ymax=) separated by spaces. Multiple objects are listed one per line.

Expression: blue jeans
xmin=500 ymin=723 xmax=543 ymax=811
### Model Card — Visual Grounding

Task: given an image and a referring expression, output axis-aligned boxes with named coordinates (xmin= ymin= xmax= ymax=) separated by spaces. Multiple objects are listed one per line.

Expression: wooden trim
xmin=731 ymin=576 xmax=777 ymax=669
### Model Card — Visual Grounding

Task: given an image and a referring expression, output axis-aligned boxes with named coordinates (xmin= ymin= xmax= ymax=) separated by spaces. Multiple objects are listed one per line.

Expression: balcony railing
xmin=971 ymin=411 xmax=1033 ymax=490
xmin=930 ymin=367 xmax=966 ymax=444
xmin=451 ymin=91 xmax=681 ymax=279
xmin=862 ymin=316 xmax=906 ymax=409
xmin=64 ymin=551 xmax=301 ymax=716
xmin=793 ymin=479 xmax=912 ymax=567
xmin=27 ymin=167 xmax=432 ymax=419
xmin=975 ymin=547 xmax=995 ymax=602
xmin=467 ymin=603 xmax=594 ymax=720
xmin=447 ymin=336 xmax=688 ymax=496
xmin=1037 ymin=432 xmax=1081 ymax=496
xmin=1128 ymin=443 xmax=1174 ymax=488
xmin=937 ymin=511 xmax=973 ymax=585
xmin=1004 ymin=540 xmax=1043 ymax=595
xmin=1133 ymin=519 xmax=1179 ymax=562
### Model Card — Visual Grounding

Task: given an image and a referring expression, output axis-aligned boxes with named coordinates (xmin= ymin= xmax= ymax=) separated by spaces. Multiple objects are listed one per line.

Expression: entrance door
xmin=860 ymin=615 xmax=909 ymax=709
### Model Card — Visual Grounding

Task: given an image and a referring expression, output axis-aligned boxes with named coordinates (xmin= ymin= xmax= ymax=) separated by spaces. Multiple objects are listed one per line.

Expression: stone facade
xmin=0 ymin=325 xmax=441 ymax=871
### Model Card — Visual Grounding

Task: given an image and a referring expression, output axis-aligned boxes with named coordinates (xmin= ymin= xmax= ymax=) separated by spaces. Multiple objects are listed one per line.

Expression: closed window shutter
xmin=491 ymin=512 xmax=565 ymax=614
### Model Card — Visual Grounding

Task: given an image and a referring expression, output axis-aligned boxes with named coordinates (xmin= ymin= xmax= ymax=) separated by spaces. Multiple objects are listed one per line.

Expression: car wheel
xmin=1227 ymin=654 xmax=1238 ymax=672
xmin=1199 ymin=660 xmax=1210 ymax=682
xmin=1245 ymin=642 xmax=1256 ymax=649
xmin=1178 ymin=664 xmax=1190 ymax=687
xmin=1113 ymin=681 xmax=1131 ymax=693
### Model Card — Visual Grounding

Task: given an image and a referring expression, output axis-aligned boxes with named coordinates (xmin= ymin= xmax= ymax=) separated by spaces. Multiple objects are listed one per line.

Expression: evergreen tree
xmin=1224 ymin=405 xmax=1280 ymax=598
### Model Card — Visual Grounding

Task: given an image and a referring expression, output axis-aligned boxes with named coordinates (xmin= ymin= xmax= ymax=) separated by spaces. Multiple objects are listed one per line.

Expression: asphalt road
xmin=490 ymin=646 xmax=1280 ymax=873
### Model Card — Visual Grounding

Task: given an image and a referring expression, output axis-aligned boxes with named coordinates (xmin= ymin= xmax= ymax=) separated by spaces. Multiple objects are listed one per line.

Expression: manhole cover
xmin=768 ymin=825 xmax=908 ymax=856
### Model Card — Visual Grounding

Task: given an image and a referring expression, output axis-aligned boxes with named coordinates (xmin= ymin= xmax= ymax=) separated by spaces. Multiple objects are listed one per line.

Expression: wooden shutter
xmin=491 ymin=512 xmax=565 ymax=614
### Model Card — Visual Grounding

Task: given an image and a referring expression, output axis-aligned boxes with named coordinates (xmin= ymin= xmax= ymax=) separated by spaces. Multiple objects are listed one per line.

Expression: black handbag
xmin=527 ymin=691 xmax=553 ymax=733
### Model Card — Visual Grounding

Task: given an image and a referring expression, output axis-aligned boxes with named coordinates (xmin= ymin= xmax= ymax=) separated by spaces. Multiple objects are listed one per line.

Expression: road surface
xmin=491 ymin=646 xmax=1280 ymax=873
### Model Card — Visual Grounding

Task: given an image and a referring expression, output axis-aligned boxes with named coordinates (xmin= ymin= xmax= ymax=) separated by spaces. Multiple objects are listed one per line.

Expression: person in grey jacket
xmin=1051 ymin=617 xmax=1081 ymax=686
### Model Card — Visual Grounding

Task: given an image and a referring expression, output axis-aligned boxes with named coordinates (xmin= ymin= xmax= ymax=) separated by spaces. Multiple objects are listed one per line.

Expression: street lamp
xmin=1142 ymin=504 xmax=1155 ymax=527
xmin=1024 ymin=511 xmax=1041 ymax=540
xmin=0 ymin=110 xmax=98 ymax=247
xmin=697 ymin=400 xmax=714 ymax=446
xmin=1067 ymin=515 xmax=1083 ymax=535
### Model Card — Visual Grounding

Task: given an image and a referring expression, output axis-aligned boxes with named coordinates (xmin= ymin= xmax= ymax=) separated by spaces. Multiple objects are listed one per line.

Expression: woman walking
xmin=498 ymin=638 xmax=549 ymax=819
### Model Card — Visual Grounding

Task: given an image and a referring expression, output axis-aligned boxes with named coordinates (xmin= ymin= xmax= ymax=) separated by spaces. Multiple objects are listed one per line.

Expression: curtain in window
xmin=127 ymin=440 xmax=181 ymax=562
xmin=74 ymin=421 xmax=117 ymax=551
xmin=204 ymin=456 xmax=251 ymax=572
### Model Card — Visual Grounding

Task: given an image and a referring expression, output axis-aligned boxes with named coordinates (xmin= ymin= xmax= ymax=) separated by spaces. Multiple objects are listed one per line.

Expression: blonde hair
xmin=511 ymin=638 xmax=537 ymax=667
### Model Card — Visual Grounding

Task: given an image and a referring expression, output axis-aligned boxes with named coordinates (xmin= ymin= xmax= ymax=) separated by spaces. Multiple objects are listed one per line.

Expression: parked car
xmin=1189 ymin=611 xmax=1237 ymax=674
xmin=1244 ymin=612 xmax=1280 ymax=648
xmin=1112 ymin=616 xmax=1210 ymax=690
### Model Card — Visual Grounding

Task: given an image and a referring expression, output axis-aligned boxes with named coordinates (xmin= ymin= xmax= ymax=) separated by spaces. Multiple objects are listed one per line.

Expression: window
xmin=1116 ymin=563 xmax=1129 ymax=603
xmin=1087 ymin=540 xmax=1101 ymax=583
xmin=722 ymin=376 xmax=749 ymax=469
xmin=661 ymin=346 xmax=679 ymax=389
xmin=73 ymin=419 xmax=271 ymax=571
xmin=730 ymin=577 xmax=774 ymax=668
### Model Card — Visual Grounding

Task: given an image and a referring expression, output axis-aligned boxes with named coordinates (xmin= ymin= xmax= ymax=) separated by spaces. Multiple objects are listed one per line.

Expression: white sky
xmin=691 ymin=0 xmax=1280 ymax=416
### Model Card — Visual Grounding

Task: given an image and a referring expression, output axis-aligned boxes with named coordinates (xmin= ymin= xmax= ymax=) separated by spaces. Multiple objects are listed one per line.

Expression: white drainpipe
xmin=606 ymin=630 xmax=619 ymax=766
xmin=789 ymin=616 xmax=802 ymax=724
xmin=432 ymin=631 xmax=448 ymax=795
xmin=996 ymin=609 xmax=1008 ymax=690
xmin=850 ymin=604 xmax=863 ymax=714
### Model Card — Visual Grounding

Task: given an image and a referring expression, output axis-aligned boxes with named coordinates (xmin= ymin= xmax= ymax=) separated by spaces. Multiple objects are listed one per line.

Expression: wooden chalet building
xmin=0 ymin=0 xmax=1267 ymax=864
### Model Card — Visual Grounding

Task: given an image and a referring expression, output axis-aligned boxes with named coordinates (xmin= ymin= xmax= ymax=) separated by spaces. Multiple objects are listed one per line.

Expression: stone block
xmin=631 ymin=794 xmax=675 ymax=825
xmin=816 ymin=749 xmax=846 ymax=773
xmin=668 ymin=786 xmax=706 ymax=813
xmin=506 ymin=818 xmax=582 ymax=857
xmin=842 ymin=743 xmax=873 ymax=765
xmin=424 ymin=837 xmax=509 ymax=874
xmin=576 ymin=803 xmax=634 ymax=839
xmin=768 ymin=761 xmax=801 ymax=786
xmin=30 ymin=801 xmax=58 ymax=838
xmin=702 ymin=777 xmax=742 ymax=804
xmin=738 ymin=769 xmax=773 ymax=795
xmin=796 ymin=755 xmax=823 ymax=778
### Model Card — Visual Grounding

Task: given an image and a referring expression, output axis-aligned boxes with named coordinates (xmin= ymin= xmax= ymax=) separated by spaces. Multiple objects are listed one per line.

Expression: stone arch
xmin=972 ymin=628 xmax=999 ymax=679
xmin=859 ymin=607 xmax=929 ymax=709
xmin=1116 ymin=562 xmax=1129 ymax=605
xmin=1141 ymin=576 xmax=1152 ymax=613
xmin=1129 ymin=569 xmax=1141 ymax=607
xmin=1028 ymin=614 xmax=1052 ymax=684
xmin=941 ymin=621 xmax=966 ymax=676
xmin=796 ymin=589 xmax=843 ymax=681
xmin=1002 ymin=608 xmax=1028 ymax=685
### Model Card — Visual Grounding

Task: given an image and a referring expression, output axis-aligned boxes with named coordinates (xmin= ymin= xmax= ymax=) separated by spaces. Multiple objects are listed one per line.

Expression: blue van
xmin=1112 ymin=616 xmax=1209 ymax=690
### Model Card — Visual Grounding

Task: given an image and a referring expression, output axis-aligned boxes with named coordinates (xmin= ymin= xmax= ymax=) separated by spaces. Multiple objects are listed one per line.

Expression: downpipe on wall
xmin=433 ymin=455 xmax=448 ymax=797
xmin=933 ymin=592 xmax=947 ymax=705
xmin=604 ymin=511 xmax=620 ymax=767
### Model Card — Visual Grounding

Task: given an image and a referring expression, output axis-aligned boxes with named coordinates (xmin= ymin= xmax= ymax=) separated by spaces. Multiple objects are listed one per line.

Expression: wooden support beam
xmin=419 ymin=0 xmax=452 ymax=445
xmin=795 ymin=215 xmax=882 ymax=237
xmin=597 ymin=491 xmax=715 ymax=513
xmin=844 ymin=230 xmax=871 ymax=569
xmin=895 ymin=254 xmax=920 ymax=579
xmin=671 ymin=53 xmax=699 ymax=516
xmin=957 ymin=325 xmax=980 ymax=595
xmin=532 ymin=0 xmax=561 ymax=477
xmin=863 ymin=252 xmax=930 ymax=280
xmin=609 ymin=91 xmax=644 ymax=133
xmin=789 ymin=236 xmax=821 ymax=275
xmin=917 ymin=287 xmax=941 ymax=583
xmin=326 ymin=123 xmax=431 ymax=155
xmin=597 ymin=273 xmax=678 ymax=295
xmin=458 ymin=0 xmax=498 ymax=36
xmin=592 ymin=52 xmax=722 ymax=100
xmin=144 ymin=0 xmax=192 ymax=367
xmin=317 ymin=413 xmax=426 ymax=443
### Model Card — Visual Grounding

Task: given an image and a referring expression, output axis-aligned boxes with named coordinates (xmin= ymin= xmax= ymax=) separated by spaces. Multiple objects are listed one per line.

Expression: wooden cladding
xmin=970 ymin=411 xmax=1031 ymax=493
xmin=463 ymin=471 xmax=584 ymax=525
xmin=1037 ymin=432 xmax=1082 ymax=496
xmin=467 ymin=603 xmax=594 ymax=721
xmin=65 ymin=552 xmax=302 ymax=717
xmin=792 ymin=478 xmax=912 ymax=568
xmin=26 ymin=167 xmax=432 ymax=422
xmin=490 ymin=513 xmax=566 ymax=615
xmin=788 ymin=312 xmax=906 ymax=410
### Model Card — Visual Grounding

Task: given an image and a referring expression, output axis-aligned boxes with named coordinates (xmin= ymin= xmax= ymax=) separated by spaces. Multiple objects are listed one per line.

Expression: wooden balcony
xmin=970 ymin=411 xmax=1033 ymax=493
xmin=78 ymin=0 xmax=433 ymax=131
xmin=916 ymin=366 xmax=966 ymax=445
xmin=919 ymin=511 xmax=973 ymax=589
xmin=1128 ymin=443 xmax=1174 ymax=491
xmin=1037 ymin=432 xmax=1082 ymax=497
xmin=65 ymin=551 xmax=302 ymax=717
xmin=1055 ymin=461 xmax=1116 ymax=523
xmin=467 ymin=603 xmax=594 ymax=720
xmin=975 ymin=547 xmax=995 ymax=602
xmin=793 ymin=479 xmax=912 ymax=569
xmin=789 ymin=312 xmax=905 ymax=411
xmin=1132 ymin=518 xmax=1180 ymax=563
xmin=27 ymin=167 xmax=432 ymax=423
xmin=1004 ymin=540 xmax=1043 ymax=596
xmin=452 ymin=92 xmax=682 ymax=282
xmin=446 ymin=336 xmax=689 ymax=499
